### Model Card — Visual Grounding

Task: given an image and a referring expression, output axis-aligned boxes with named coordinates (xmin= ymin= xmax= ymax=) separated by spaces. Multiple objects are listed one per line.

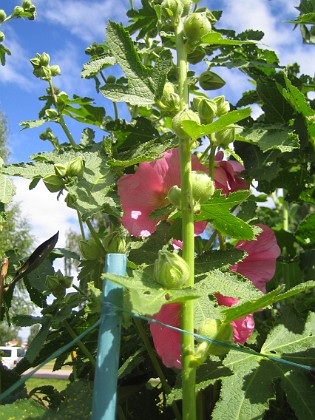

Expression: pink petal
xmin=230 ymin=224 xmax=281 ymax=291
xmin=215 ymin=294 xmax=255 ymax=344
xmin=150 ymin=303 xmax=182 ymax=369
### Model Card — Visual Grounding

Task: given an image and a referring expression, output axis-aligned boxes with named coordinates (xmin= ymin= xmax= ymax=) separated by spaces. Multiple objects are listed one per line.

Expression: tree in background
xmin=0 ymin=111 xmax=34 ymax=343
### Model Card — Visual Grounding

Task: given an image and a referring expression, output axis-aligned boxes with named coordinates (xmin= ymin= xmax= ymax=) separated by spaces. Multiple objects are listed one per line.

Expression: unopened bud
xmin=154 ymin=250 xmax=190 ymax=289
xmin=43 ymin=174 xmax=65 ymax=192
xmin=0 ymin=10 xmax=6 ymax=23
xmin=172 ymin=108 xmax=200 ymax=140
xmin=198 ymin=319 xmax=233 ymax=355
xmin=214 ymin=126 xmax=235 ymax=147
xmin=66 ymin=157 xmax=84 ymax=177
xmin=167 ymin=185 xmax=182 ymax=208
xmin=79 ymin=238 xmax=105 ymax=260
xmin=214 ymin=96 xmax=230 ymax=115
xmin=191 ymin=171 xmax=214 ymax=203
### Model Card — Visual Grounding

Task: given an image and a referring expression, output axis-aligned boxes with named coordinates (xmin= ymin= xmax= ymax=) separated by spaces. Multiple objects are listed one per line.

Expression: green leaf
xmin=262 ymin=311 xmax=315 ymax=358
xmin=286 ymin=12 xmax=315 ymax=25
xmin=280 ymin=369 xmax=315 ymax=419
xmin=223 ymin=282 xmax=315 ymax=323
xmin=0 ymin=174 xmax=15 ymax=204
xmin=202 ymin=31 xmax=258 ymax=46
xmin=101 ymin=21 xmax=172 ymax=106
xmin=297 ymin=213 xmax=315 ymax=246
xmin=238 ymin=124 xmax=300 ymax=153
xmin=20 ymin=118 xmax=46 ymax=130
xmin=81 ymin=56 xmax=116 ymax=78
xmin=196 ymin=270 xmax=263 ymax=302
xmin=212 ymin=354 xmax=272 ymax=420
xmin=103 ymin=270 xmax=200 ymax=315
xmin=193 ymin=190 xmax=256 ymax=240
xmin=195 ymin=249 xmax=246 ymax=274
xmin=25 ymin=319 xmax=52 ymax=363
xmin=0 ymin=399 xmax=46 ymax=418
xmin=182 ymin=108 xmax=251 ymax=140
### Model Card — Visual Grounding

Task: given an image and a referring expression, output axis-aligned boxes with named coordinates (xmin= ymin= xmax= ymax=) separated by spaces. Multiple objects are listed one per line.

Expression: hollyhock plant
xmin=150 ymin=224 xmax=280 ymax=368
xmin=118 ymin=148 xmax=247 ymax=237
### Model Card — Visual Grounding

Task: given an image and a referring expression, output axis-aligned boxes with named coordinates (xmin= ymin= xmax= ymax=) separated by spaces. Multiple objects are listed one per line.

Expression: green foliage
xmin=0 ymin=0 xmax=314 ymax=418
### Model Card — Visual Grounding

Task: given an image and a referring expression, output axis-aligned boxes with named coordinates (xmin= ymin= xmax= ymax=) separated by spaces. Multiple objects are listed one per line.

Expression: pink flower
xmin=118 ymin=148 xmax=247 ymax=237
xmin=215 ymin=295 xmax=255 ymax=344
xmin=214 ymin=151 xmax=248 ymax=195
xmin=229 ymin=224 xmax=281 ymax=292
xmin=149 ymin=303 xmax=182 ymax=369
xmin=118 ymin=148 xmax=207 ymax=237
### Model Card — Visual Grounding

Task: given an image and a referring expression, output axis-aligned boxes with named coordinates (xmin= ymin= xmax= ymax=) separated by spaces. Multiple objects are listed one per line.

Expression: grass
xmin=26 ymin=377 xmax=69 ymax=394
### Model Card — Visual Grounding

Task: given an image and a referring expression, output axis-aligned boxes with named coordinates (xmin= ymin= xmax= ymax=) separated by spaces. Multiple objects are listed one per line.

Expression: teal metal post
xmin=92 ymin=253 xmax=127 ymax=420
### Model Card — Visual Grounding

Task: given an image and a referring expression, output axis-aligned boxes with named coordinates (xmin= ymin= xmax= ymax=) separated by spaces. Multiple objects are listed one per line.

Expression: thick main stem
xmin=175 ymin=20 xmax=196 ymax=420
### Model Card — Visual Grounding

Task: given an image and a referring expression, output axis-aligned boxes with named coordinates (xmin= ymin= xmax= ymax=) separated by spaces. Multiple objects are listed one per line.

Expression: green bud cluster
xmin=192 ymin=95 xmax=230 ymax=124
xmin=45 ymin=270 xmax=73 ymax=299
xmin=160 ymin=0 xmax=192 ymax=26
xmin=43 ymin=156 xmax=84 ymax=193
xmin=30 ymin=52 xmax=61 ymax=80
xmin=154 ymin=250 xmax=190 ymax=289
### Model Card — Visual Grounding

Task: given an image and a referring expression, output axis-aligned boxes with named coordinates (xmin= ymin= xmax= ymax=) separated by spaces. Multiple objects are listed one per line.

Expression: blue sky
xmin=0 ymin=0 xmax=313 ymax=248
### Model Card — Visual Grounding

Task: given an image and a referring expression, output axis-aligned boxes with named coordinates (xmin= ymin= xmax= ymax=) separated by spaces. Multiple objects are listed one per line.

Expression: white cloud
xmin=12 ymin=177 xmax=78 ymax=247
xmin=35 ymin=0 xmax=138 ymax=43
xmin=0 ymin=29 xmax=37 ymax=91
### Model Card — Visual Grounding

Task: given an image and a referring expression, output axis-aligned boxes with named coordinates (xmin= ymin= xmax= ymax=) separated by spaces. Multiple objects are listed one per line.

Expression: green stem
xmin=175 ymin=20 xmax=196 ymax=420
xmin=282 ymin=190 xmax=289 ymax=231
xmin=64 ymin=320 xmax=96 ymax=367
xmin=48 ymin=80 xmax=77 ymax=147
xmin=113 ymin=101 xmax=119 ymax=120
xmin=208 ymin=143 xmax=216 ymax=181
xmin=133 ymin=318 xmax=182 ymax=420
xmin=77 ymin=210 xmax=85 ymax=240
xmin=85 ymin=219 xmax=106 ymax=253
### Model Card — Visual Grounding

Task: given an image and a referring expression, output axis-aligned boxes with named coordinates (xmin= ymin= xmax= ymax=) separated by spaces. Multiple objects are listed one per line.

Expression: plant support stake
xmin=92 ymin=253 xmax=127 ymax=420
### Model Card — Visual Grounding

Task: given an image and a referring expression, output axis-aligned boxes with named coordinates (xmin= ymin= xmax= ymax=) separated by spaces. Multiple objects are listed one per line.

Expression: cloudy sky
xmin=0 ymin=0 xmax=312 ymax=250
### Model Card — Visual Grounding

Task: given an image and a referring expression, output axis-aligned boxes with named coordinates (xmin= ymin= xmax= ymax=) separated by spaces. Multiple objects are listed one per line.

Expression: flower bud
xmin=192 ymin=96 xmax=217 ymax=124
xmin=214 ymin=96 xmax=230 ymax=115
xmin=43 ymin=174 xmax=65 ymax=192
xmin=191 ymin=171 xmax=214 ymax=203
xmin=183 ymin=12 xmax=212 ymax=43
xmin=103 ymin=231 xmax=126 ymax=253
xmin=199 ymin=70 xmax=226 ymax=90
xmin=0 ymin=32 xmax=4 ymax=42
xmin=0 ymin=10 xmax=7 ymax=23
xmin=198 ymin=319 xmax=233 ymax=355
xmin=40 ymin=52 xmax=50 ymax=66
xmin=154 ymin=250 xmax=190 ymax=289
xmin=214 ymin=126 xmax=235 ymax=147
xmin=66 ymin=156 xmax=84 ymax=177
xmin=180 ymin=0 xmax=192 ymax=16
xmin=12 ymin=6 xmax=24 ymax=17
xmin=167 ymin=185 xmax=182 ymax=208
xmin=54 ymin=163 xmax=67 ymax=178
xmin=172 ymin=108 xmax=200 ymax=140
xmin=50 ymin=64 xmax=61 ymax=76
xmin=33 ymin=66 xmax=51 ymax=80
xmin=79 ymin=238 xmax=105 ymax=260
